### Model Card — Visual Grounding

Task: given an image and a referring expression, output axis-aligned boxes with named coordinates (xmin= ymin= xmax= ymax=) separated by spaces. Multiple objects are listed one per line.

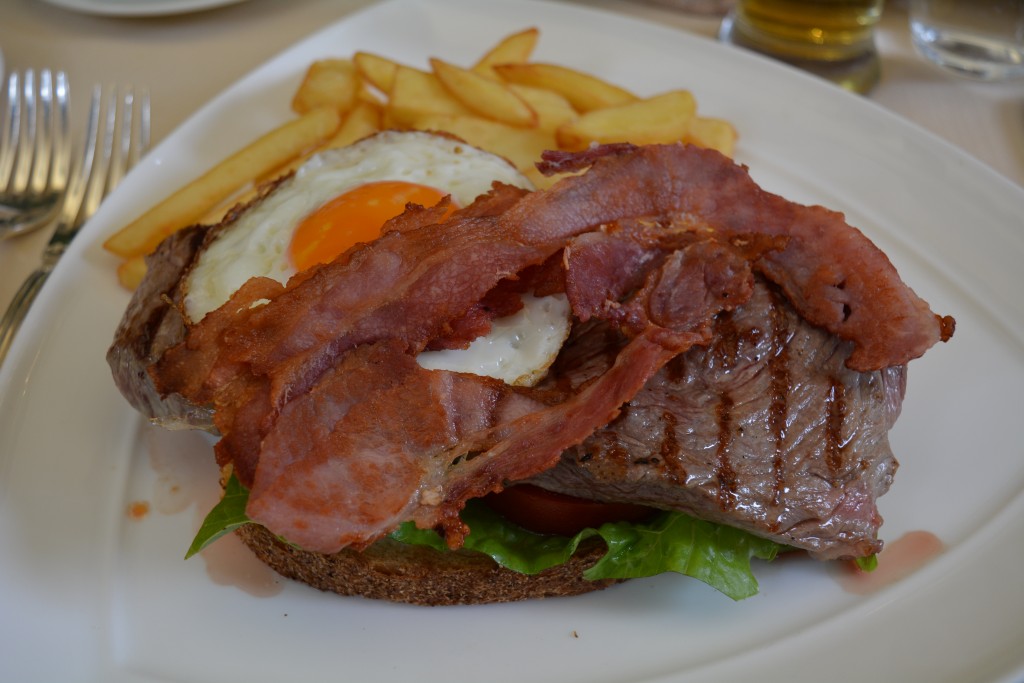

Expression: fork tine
xmin=78 ymin=84 xmax=119 ymax=222
xmin=59 ymin=84 xmax=102 ymax=229
xmin=133 ymin=88 xmax=151 ymax=167
xmin=39 ymin=81 xmax=147 ymax=258
xmin=86 ymin=84 xmax=148 ymax=217
xmin=0 ymin=72 xmax=20 ymax=190
xmin=48 ymin=72 xmax=72 ymax=195
xmin=28 ymin=70 xmax=54 ymax=195
xmin=106 ymin=87 xmax=133 ymax=193
xmin=0 ymin=70 xmax=70 ymax=204
xmin=11 ymin=70 xmax=37 ymax=193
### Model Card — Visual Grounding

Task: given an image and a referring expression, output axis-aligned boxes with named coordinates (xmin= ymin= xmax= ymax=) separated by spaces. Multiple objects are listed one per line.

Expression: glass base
xmin=911 ymin=21 xmax=1024 ymax=82
xmin=719 ymin=13 xmax=881 ymax=94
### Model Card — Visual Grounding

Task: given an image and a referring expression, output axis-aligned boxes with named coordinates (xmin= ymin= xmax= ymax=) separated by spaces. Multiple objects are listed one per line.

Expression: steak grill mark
xmin=826 ymin=377 xmax=847 ymax=486
xmin=768 ymin=287 xmax=791 ymax=512
xmin=658 ymin=410 xmax=685 ymax=483
xmin=716 ymin=393 xmax=738 ymax=510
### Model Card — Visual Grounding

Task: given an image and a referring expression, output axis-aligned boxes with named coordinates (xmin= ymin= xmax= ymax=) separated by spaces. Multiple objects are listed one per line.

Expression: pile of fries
xmin=103 ymin=27 xmax=737 ymax=290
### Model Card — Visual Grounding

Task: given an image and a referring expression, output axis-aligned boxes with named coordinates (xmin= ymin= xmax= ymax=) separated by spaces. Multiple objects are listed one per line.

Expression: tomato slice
xmin=483 ymin=484 xmax=657 ymax=537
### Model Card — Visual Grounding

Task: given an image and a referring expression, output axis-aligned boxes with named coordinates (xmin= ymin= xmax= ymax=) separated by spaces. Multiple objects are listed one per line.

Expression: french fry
xmin=412 ymin=113 xmax=555 ymax=177
xmin=116 ymin=255 xmax=147 ymax=290
xmin=291 ymin=59 xmax=359 ymax=115
xmin=684 ymin=116 xmax=738 ymax=157
xmin=256 ymin=94 xmax=378 ymax=188
xmin=472 ymin=27 xmax=539 ymax=79
xmin=493 ymin=62 xmax=636 ymax=113
xmin=430 ymin=58 xmax=537 ymax=128
xmin=111 ymin=26 xmax=740 ymax=292
xmin=353 ymin=51 xmax=400 ymax=93
xmin=198 ymin=183 xmax=263 ymax=224
xmin=356 ymin=78 xmax=386 ymax=107
xmin=386 ymin=65 xmax=475 ymax=127
xmin=556 ymin=90 xmax=697 ymax=150
xmin=521 ymin=165 xmax=562 ymax=191
xmin=104 ymin=106 xmax=342 ymax=259
xmin=326 ymin=100 xmax=382 ymax=149
xmin=508 ymin=84 xmax=577 ymax=133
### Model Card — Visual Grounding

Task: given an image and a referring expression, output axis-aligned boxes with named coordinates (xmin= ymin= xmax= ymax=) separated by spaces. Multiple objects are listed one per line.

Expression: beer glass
xmin=719 ymin=0 xmax=885 ymax=93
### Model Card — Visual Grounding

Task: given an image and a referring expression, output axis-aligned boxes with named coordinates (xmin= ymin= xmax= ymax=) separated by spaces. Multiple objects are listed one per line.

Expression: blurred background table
xmin=1 ymin=0 xmax=1021 ymax=311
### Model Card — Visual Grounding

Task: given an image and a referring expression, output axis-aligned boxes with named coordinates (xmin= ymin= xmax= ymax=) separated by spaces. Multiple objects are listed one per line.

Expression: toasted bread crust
xmin=236 ymin=524 xmax=622 ymax=606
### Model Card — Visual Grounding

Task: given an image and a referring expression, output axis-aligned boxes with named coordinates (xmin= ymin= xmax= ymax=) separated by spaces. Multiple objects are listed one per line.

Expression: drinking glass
xmin=910 ymin=0 xmax=1024 ymax=81
xmin=719 ymin=0 xmax=885 ymax=93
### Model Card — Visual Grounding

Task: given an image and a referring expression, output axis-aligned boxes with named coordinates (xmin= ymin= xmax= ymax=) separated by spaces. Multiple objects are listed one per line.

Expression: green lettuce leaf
xmin=184 ymin=473 xmax=252 ymax=559
xmin=394 ymin=500 xmax=783 ymax=600
xmin=191 ymin=476 xmax=783 ymax=599
xmin=392 ymin=500 xmax=599 ymax=574
xmin=854 ymin=553 xmax=878 ymax=572
xmin=583 ymin=512 xmax=782 ymax=600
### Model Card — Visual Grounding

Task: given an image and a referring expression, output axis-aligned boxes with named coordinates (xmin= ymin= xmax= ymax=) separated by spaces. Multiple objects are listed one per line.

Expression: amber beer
xmin=721 ymin=0 xmax=884 ymax=92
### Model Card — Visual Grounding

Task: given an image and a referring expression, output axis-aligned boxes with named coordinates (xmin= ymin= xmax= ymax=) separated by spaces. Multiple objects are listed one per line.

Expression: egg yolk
xmin=289 ymin=180 xmax=454 ymax=272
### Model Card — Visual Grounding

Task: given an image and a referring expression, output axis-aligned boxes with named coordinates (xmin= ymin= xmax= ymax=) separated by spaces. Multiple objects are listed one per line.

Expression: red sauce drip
xmin=839 ymin=530 xmax=945 ymax=595
xmin=126 ymin=501 xmax=150 ymax=520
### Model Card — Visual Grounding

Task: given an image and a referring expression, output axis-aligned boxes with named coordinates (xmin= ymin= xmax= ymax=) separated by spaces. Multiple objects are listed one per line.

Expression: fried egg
xmin=417 ymin=293 xmax=572 ymax=386
xmin=184 ymin=130 xmax=570 ymax=387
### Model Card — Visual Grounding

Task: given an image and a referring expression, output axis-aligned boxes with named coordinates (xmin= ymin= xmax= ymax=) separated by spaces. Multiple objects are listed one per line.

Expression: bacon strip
xmin=544 ymin=143 xmax=953 ymax=370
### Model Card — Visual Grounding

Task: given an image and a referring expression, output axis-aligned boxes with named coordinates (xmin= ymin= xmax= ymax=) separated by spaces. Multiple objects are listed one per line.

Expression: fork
xmin=0 ymin=83 xmax=151 ymax=368
xmin=0 ymin=69 xmax=72 ymax=238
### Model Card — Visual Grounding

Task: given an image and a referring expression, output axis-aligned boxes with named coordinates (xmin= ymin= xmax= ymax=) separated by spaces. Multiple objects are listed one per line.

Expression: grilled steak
xmin=530 ymin=279 xmax=903 ymax=560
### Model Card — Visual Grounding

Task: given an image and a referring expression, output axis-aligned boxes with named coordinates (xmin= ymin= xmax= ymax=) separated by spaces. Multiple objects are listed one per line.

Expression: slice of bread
xmin=236 ymin=523 xmax=622 ymax=606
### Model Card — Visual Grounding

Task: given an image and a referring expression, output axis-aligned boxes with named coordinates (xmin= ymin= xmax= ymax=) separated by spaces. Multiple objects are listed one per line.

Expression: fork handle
xmin=0 ymin=266 xmax=51 ymax=369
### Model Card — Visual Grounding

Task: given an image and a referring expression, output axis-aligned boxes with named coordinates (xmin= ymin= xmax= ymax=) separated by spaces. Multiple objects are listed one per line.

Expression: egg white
xmin=183 ymin=130 xmax=570 ymax=387
xmin=184 ymin=130 xmax=533 ymax=323
xmin=417 ymin=293 xmax=572 ymax=387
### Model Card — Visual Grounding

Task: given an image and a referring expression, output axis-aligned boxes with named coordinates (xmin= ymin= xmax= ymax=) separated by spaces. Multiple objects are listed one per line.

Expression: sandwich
xmin=108 ymin=131 xmax=954 ymax=605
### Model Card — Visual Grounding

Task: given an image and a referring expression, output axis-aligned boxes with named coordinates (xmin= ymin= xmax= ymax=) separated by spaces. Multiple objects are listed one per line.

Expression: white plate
xmin=2 ymin=0 xmax=1023 ymax=681
xmin=37 ymin=0 xmax=250 ymax=17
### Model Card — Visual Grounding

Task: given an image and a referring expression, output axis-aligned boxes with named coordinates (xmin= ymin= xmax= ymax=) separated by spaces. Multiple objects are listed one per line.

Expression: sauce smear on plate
xmin=840 ymin=530 xmax=945 ymax=594
xmin=145 ymin=425 xmax=283 ymax=597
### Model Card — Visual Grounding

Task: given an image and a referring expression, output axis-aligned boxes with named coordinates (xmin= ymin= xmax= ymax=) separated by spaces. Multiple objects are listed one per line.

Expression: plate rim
xmin=2 ymin=1 xmax=1023 ymax=681
xmin=36 ymin=0 xmax=251 ymax=18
